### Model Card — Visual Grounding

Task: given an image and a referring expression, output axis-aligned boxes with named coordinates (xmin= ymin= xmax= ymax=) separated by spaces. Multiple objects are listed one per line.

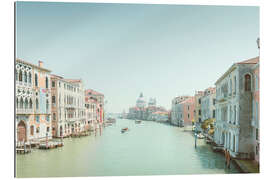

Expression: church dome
xmin=136 ymin=92 xmax=146 ymax=108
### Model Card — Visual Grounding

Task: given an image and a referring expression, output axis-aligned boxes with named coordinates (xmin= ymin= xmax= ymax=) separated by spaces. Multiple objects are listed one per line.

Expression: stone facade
xmin=85 ymin=89 xmax=105 ymax=130
xmin=50 ymin=75 xmax=86 ymax=137
xmin=252 ymin=62 xmax=260 ymax=163
xmin=214 ymin=57 xmax=259 ymax=159
xmin=16 ymin=59 xmax=52 ymax=143
xmin=171 ymin=96 xmax=194 ymax=127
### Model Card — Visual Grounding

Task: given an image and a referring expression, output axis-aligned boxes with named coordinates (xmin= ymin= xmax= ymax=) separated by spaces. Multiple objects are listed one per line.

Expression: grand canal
xmin=16 ymin=119 xmax=240 ymax=177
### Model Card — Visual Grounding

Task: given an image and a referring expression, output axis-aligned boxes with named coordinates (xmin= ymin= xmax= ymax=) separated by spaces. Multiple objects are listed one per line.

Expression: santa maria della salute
xmin=126 ymin=93 xmax=169 ymax=122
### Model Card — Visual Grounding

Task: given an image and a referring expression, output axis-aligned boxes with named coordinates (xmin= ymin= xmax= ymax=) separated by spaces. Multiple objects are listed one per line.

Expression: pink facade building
xmin=85 ymin=89 xmax=105 ymax=128
xmin=181 ymin=97 xmax=195 ymax=126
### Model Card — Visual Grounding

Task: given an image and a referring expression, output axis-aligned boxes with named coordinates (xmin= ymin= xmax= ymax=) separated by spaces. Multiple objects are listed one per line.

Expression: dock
xmin=39 ymin=141 xmax=64 ymax=150
xmin=233 ymin=159 xmax=259 ymax=173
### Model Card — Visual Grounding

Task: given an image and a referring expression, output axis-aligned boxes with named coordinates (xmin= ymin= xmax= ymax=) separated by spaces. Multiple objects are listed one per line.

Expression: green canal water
xmin=16 ymin=119 xmax=240 ymax=177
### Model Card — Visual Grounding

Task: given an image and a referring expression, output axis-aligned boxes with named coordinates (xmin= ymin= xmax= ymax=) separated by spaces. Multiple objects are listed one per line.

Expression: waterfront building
xmin=252 ymin=61 xmax=260 ymax=163
xmin=85 ymin=95 xmax=98 ymax=131
xmin=127 ymin=93 xmax=167 ymax=121
xmin=171 ymin=96 xmax=191 ymax=126
xmin=85 ymin=89 xmax=105 ymax=128
xmin=179 ymin=97 xmax=195 ymax=127
xmin=136 ymin=92 xmax=146 ymax=108
xmin=150 ymin=111 xmax=169 ymax=122
xmin=200 ymin=87 xmax=216 ymax=134
xmin=50 ymin=75 xmax=86 ymax=137
xmin=194 ymin=91 xmax=204 ymax=131
xmin=16 ymin=59 xmax=52 ymax=143
xmin=214 ymin=56 xmax=259 ymax=159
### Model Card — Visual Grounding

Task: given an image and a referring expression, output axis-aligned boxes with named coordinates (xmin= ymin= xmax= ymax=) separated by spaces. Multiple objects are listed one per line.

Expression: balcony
xmin=16 ymin=81 xmax=32 ymax=87
xmin=16 ymin=108 xmax=34 ymax=114
xmin=65 ymin=104 xmax=76 ymax=109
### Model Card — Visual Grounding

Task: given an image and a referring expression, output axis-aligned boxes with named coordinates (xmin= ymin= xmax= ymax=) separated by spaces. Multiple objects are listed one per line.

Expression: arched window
xmin=24 ymin=71 xmax=27 ymax=83
xmin=29 ymin=73 xmax=32 ymax=84
xmin=45 ymin=77 xmax=49 ymax=88
xmin=20 ymin=97 xmax=23 ymax=109
xmin=244 ymin=74 xmax=251 ymax=91
xmin=230 ymin=79 xmax=232 ymax=94
xmin=52 ymin=96 xmax=56 ymax=104
xmin=15 ymin=69 xmax=18 ymax=81
xmin=35 ymin=73 xmax=38 ymax=87
xmin=29 ymin=99 xmax=33 ymax=109
xmin=25 ymin=98 xmax=28 ymax=109
xmin=19 ymin=70 xmax=22 ymax=82
xmin=36 ymin=98 xmax=39 ymax=110
xmin=30 ymin=125 xmax=34 ymax=136
xmin=46 ymin=100 xmax=49 ymax=110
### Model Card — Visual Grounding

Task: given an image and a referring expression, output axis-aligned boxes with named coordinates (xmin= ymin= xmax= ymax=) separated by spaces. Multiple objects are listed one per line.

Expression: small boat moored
xmin=196 ymin=133 xmax=205 ymax=139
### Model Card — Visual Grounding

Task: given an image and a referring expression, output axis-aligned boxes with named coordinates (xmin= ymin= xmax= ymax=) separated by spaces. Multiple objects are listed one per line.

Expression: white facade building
xmin=214 ymin=57 xmax=259 ymax=159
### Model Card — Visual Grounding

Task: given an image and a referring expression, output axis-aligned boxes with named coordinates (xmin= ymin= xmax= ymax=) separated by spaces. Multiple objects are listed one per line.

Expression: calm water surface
xmin=16 ymin=119 xmax=240 ymax=177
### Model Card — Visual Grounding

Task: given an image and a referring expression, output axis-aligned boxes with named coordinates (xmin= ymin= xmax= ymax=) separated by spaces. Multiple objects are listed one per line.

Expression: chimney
xmin=38 ymin=60 xmax=43 ymax=67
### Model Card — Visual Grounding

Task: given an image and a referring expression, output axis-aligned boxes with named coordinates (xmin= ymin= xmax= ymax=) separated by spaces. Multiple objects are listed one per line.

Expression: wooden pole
xmin=23 ymin=139 xmax=26 ymax=154
xmin=46 ymin=133 xmax=48 ymax=149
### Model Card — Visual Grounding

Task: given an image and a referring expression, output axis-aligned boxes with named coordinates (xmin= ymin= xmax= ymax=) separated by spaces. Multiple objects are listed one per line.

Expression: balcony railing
xmin=16 ymin=81 xmax=32 ymax=87
xmin=16 ymin=108 xmax=34 ymax=114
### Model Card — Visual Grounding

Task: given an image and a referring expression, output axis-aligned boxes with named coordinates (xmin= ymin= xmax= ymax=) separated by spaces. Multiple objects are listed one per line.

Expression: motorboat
xmin=121 ymin=127 xmax=129 ymax=133
xmin=135 ymin=120 xmax=142 ymax=124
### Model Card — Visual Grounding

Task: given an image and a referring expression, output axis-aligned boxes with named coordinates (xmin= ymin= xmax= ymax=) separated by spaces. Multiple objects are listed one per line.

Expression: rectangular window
xmin=52 ymin=96 xmax=56 ymax=104
xmin=256 ymin=128 xmax=259 ymax=140
xmin=199 ymin=110 xmax=201 ymax=115
xmin=46 ymin=115 xmax=50 ymax=122
xmin=52 ymin=81 xmax=55 ymax=87
xmin=36 ymin=116 xmax=40 ymax=123
xmin=234 ymin=105 xmax=236 ymax=124
xmin=213 ymin=99 xmax=216 ymax=105
xmin=256 ymin=102 xmax=258 ymax=123
xmin=213 ymin=110 xmax=215 ymax=118
xmin=234 ymin=76 xmax=237 ymax=94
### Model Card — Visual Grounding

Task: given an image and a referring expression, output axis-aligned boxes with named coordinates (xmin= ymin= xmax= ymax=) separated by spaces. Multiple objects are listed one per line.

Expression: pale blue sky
xmin=16 ymin=2 xmax=259 ymax=113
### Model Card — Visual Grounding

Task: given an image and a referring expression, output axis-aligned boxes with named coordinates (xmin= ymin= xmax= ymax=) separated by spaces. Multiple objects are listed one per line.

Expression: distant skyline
xmin=16 ymin=2 xmax=259 ymax=113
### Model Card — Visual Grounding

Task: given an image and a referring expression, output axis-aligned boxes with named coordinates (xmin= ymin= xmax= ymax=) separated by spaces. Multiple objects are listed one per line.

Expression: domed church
xmin=136 ymin=92 xmax=146 ymax=108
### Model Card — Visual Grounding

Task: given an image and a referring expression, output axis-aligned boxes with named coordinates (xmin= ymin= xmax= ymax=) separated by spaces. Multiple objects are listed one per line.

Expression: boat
xmin=121 ymin=127 xmax=129 ymax=133
xmin=196 ymin=133 xmax=205 ymax=139
xmin=135 ymin=120 xmax=142 ymax=124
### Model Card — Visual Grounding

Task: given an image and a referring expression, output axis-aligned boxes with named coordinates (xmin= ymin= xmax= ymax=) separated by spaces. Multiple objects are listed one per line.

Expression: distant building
xmin=85 ymin=89 xmax=105 ymax=127
xmin=127 ymin=93 xmax=168 ymax=121
xmin=194 ymin=91 xmax=204 ymax=130
xmin=171 ymin=96 xmax=191 ymax=126
xmin=214 ymin=56 xmax=259 ymax=159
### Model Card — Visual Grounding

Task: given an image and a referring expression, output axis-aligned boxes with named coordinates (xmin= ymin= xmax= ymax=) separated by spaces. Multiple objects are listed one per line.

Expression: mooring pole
xmin=194 ymin=127 xmax=197 ymax=149
xmin=46 ymin=133 xmax=48 ymax=149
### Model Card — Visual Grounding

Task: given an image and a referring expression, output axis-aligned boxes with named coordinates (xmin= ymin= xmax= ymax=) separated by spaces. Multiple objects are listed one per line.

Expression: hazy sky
xmin=16 ymin=2 xmax=259 ymax=113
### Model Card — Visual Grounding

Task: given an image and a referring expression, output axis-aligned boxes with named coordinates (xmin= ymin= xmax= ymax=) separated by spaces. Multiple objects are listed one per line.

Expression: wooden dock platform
xmin=39 ymin=141 xmax=64 ymax=150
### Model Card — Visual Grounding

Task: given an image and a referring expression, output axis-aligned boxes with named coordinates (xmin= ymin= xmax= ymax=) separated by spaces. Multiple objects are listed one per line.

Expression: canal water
xmin=16 ymin=119 xmax=240 ymax=177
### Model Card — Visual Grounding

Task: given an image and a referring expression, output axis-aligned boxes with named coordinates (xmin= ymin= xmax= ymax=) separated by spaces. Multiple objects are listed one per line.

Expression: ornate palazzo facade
xmin=16 ymin=59 xmax=52 ymax=143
